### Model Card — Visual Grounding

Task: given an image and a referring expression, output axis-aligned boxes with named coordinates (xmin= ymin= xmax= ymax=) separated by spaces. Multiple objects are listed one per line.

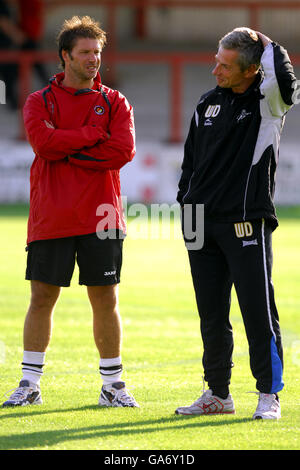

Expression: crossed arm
xmin=23 ymin=92 xmax=136 ymax=171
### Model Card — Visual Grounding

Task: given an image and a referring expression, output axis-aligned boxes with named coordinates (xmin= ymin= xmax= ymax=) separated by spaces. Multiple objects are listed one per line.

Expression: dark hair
xmin=57 ymin=16 xmax=107 ymax=69
xmin=219 ymin=27 xmax=264 ymax=71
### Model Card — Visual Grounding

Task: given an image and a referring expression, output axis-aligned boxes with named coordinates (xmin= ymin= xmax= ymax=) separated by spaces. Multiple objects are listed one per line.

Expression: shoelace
xmin=4 ymin=385 xmax=30 ymax=401
xmin=259 ymin=394 xmax=278 ymax=407
xmin=191 ymin=377 xmax=211 ymax=406
xmin=192 ymin=390 xmax=212 ymax=406
xmin=116 ymin=387 xmax=137 ymax=405
xmin=247 ymin=391 xmax=278 ymax=410
xmin=201 ymin=376 xmax=205 ymax=394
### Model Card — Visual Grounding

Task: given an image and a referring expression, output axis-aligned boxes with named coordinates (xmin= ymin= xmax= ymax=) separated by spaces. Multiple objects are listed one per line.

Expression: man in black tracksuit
xmin=175 ymin=28 xmax=297 ymax=419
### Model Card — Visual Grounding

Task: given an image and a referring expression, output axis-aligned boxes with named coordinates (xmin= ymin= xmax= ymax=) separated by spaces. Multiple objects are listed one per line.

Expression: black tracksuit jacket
xmin=177 ymin=42 xmax=297 ymax=230
xmin=177 ymin=42 xmax=297 ymax=395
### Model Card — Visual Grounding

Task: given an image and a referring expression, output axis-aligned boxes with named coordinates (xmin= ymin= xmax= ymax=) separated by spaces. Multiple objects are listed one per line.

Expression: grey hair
xmin=219 ymin=27 xmax=264 ymax=71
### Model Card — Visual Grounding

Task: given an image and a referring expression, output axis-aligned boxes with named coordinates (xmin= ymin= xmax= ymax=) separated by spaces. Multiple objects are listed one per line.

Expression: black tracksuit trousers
xmin=187 ymin=218 xmax=284 ymax=394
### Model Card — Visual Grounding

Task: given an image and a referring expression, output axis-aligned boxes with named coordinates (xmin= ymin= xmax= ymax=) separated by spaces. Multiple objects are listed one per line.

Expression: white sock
xmin=22 ymin=351 xmax=46 ymax=386
xmin=99 ymin=356 xmax=123 ymax=386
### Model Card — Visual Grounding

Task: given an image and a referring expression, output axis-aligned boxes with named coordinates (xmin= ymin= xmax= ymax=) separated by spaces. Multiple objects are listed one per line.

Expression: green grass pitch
xmin=0 ymin=204 xmax=299 ymax=450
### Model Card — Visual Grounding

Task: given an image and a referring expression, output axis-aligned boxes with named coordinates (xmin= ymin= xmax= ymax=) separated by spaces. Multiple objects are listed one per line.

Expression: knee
xmin=88 ymin=285 xmax=119 ymax=312
xmin=29 ymin=281 xmax=60 ymax=313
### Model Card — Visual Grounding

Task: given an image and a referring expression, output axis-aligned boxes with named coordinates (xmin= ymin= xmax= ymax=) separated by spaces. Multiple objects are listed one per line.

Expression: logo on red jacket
xmin=94 ymin=105 xmax=105 ymax=115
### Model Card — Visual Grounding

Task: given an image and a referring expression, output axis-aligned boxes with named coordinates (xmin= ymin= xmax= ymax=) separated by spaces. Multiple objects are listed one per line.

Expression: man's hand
xmin=256 ymin=31 xmax=272 ymax=48
xmin=44 ymin=120 xmax=110 ymax=140
xmin=44 ymin=120 xmax=55 ymax=129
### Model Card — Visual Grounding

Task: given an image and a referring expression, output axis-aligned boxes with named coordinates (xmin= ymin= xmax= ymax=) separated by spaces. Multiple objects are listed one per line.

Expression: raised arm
xmin=257 ymin=32 xmax=297 ymax=117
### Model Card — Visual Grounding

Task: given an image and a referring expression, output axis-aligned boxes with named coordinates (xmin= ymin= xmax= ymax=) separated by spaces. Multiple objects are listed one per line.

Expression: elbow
xmin=120 ymin=146 xmax=135 ymax=168
xmin=125 ymin=142 xmax=136 ymax=162
xmin=109 ymin=143 xmax=136 ymax=169
xmin=125 ymin=147 xmax=135 ymax=164
xmin=33 ymin=140 xmax=66 ymax=161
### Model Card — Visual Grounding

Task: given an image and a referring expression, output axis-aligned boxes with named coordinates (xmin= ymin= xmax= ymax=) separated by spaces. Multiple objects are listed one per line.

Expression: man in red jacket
xmin=3 ymin=16 xmax=139 ymax=408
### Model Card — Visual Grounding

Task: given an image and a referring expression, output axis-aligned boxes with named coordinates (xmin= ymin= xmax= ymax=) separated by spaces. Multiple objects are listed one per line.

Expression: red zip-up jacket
xmin=23 ymin=72 xmax=135 ymax=243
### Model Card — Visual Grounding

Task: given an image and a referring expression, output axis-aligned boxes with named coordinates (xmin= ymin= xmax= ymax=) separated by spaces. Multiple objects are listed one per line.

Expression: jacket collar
xmin=50 ymin=71 xmax=102 ymax=94
xmin=216 ymin=69 xmax=263 ymax=98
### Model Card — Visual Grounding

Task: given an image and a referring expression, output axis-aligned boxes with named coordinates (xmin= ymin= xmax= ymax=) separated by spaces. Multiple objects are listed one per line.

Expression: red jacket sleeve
xmin=23 ymin=92 xmax=108 ymax=161
xmin=68 ymin=92 xmax=135 ymax=171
